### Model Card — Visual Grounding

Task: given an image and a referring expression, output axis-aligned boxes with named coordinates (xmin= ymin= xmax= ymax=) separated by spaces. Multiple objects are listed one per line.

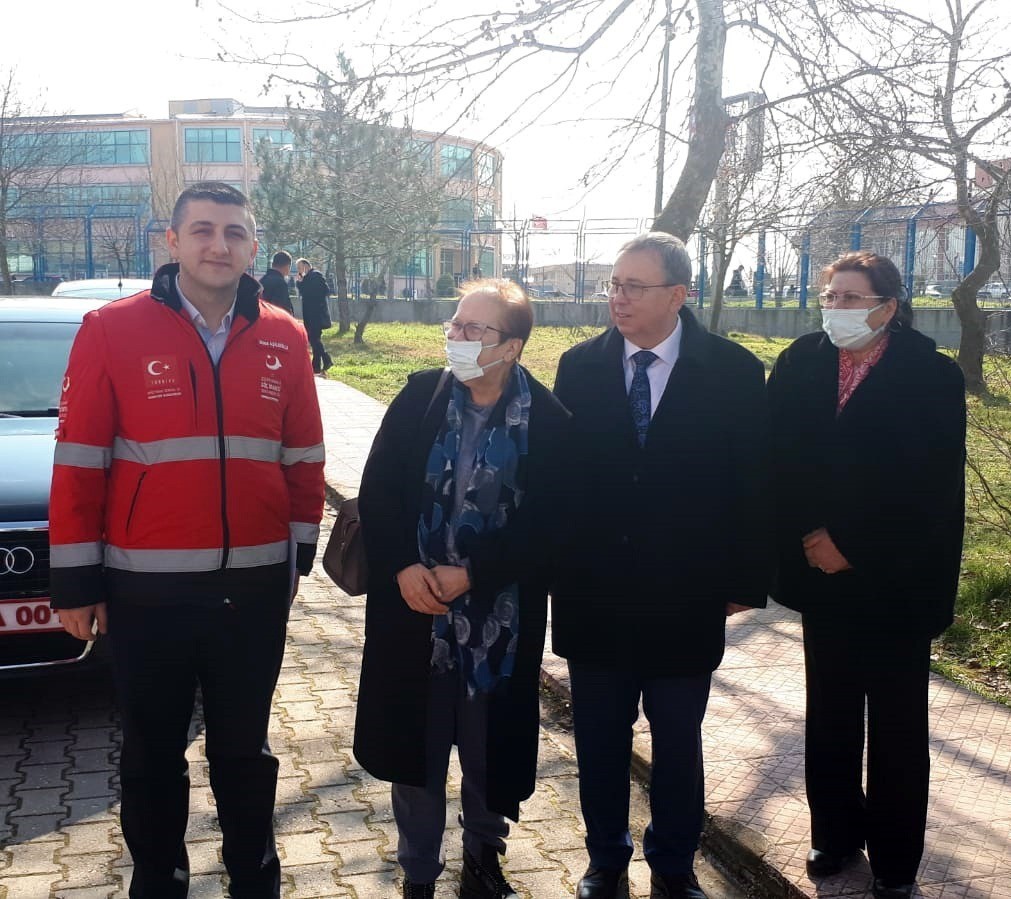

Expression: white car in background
xmin=52 ymin=278 xmax=150 ymax=300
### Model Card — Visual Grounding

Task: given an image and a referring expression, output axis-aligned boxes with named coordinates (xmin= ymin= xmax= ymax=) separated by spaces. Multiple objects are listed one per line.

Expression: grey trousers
xmin=391 ymin=670 xmax=509 ymax=884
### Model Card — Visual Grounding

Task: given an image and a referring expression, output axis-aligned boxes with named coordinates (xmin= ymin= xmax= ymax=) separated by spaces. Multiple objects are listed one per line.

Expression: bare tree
xmin=0 ymin=69 xmax=91 ymax=292
xmin=254 ymin=54 xmax=441 ymax=341
xmin=793 ymin=0 xmax=1011 ymax=392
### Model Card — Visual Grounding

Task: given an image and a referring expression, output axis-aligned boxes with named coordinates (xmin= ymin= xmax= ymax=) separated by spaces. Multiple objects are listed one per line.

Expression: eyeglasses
xmin=608 ymin=281 xmax=678 ymax=301
xmin=819 ymin=291 xmax=885 ymax=308
xmin=442 ymin=319 xmax=508 ymax=341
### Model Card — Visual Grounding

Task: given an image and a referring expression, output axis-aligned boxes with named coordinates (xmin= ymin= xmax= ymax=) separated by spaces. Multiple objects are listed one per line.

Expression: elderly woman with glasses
xmin=353 ymin=279 xmax=570 ymax=899
xmin=767 ymin=252 xmax=966 ymax=899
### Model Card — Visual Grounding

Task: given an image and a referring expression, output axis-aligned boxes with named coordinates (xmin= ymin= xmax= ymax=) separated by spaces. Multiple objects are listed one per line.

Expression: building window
xmin=11 ymin=183 xmax=151 ymax=215
xmin=409 ymin=139 xmax=434 ymax=173
xmin=184 ymin=128 xmax=242 ymax=163
xmin=476 ymin=200 xmax=495 ymax=229
xmin=440 ymin=199 xmax=473 ymax=230
xmin=440 ymin=248 xmax=456 ymax=276
xmin=252 ymin=128 xmax=294 ymax=149
xmin=10 ymin=129 xmax=150 ymax=166
xmin=477 ymin=152 xmax=497 ymax=187
xmin=440 ymin=144 xmax=473 ymax=180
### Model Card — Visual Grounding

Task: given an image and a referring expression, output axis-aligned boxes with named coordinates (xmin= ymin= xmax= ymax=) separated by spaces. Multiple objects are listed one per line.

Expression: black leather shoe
xmin=872 ymin=879 xmax=915 ymax=899
xmin=806 ymin=848 xmax=862 ymax=877
xmin=460 ymin=846 xmax=517 ymax=898
xmin=650 ymin=870 xmax=707 ymax=899
xmin=576 ymin=866 xmax=630 ymax=899
xmin=404 ymin=881 xmax=435 ymax=898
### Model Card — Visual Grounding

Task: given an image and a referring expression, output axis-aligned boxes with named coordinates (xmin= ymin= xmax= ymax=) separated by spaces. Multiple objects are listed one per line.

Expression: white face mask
xmin=821 ymin=304 xmax=886 ymax=351
xmin=444 ymin=338 xmax=504 ymax=381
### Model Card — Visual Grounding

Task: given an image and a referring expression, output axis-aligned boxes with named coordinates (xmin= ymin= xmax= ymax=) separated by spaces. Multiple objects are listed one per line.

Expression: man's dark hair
xmin=271 ymin=251 xmax=292 ymax=270
xmin=618 ymin=232 xmax=692 ymax=288
xmin=170 ymin=181 xmax=255 ymax=232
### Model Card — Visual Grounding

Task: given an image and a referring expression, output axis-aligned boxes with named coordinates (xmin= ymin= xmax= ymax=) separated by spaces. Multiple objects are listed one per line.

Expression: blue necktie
xmin=629 ymin=350 xmax=658 ymax=448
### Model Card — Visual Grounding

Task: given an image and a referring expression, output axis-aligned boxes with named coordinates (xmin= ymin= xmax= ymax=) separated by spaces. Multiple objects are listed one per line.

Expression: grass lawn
xmin=322 ymin=321 xmax=1011 ymax=703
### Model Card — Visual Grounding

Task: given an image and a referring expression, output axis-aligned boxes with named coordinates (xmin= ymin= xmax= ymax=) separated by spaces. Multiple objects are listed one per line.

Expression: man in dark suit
xmin=552 ymin=232 xmax=772 ymax=899
xmin=260 ymin=250 xmax=294 ymax=314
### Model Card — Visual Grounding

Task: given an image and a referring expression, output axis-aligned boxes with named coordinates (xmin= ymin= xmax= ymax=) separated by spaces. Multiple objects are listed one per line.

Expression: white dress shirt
xmin=177 ymin=276 xmax=236 ymax=366
xmin=622 ymin=318 xmax=683 ymax=418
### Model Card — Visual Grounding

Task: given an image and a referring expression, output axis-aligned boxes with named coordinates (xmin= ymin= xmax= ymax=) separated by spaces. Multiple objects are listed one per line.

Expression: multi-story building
xmin=5 ymin=98 xmax=503 ymax=295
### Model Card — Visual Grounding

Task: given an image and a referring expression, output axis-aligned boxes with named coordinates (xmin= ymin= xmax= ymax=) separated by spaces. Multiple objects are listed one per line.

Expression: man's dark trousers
xmin=108 ymin=594 xmax=289 ymax=898
xmin=568 ymin=662 xmax=712 ymax=877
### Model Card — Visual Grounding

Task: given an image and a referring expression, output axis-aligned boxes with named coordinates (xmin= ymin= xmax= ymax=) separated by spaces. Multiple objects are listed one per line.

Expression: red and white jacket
xmin=49 ymin=264 xmax=326 ymax=608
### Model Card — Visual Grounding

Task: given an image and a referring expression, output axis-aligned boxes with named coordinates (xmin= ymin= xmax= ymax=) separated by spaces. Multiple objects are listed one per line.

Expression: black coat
xmin=296 ymin=269 xmax=331 ymax=331
xmin=259 ymin=268 xmax=293 ymax=315
xmin=767 ymin=327 xmax=965 ymax=638
xmin=352 ymin=367 xmax=571 ymax=820
xmin=551 ymin=308 xmax=773 ymax=676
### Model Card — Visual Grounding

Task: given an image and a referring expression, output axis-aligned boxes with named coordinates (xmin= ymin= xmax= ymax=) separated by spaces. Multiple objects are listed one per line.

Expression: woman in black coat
xmin=767 ymin=252 xmax=965 ymax=899
xmin=353 ymin=279 xmax=569 ymax=899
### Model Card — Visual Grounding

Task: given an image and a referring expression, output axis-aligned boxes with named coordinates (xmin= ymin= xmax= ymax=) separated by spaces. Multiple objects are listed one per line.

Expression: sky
xmin=4 ymin=1 xmax=763 ymax=222
xmin=6 ymin=0 xmax=1000 ymax=270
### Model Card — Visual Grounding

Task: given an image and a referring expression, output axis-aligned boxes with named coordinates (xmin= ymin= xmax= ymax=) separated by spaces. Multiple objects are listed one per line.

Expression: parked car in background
xmin=924 ymin=279 xmax=961 ymax=299
xmin=1 ymin=296 xmax=109 ymax=675
xmin=978 ymin=282 xmax=1010 ymax=300
xmin=52 ymin=277 xmax=149 ymax=300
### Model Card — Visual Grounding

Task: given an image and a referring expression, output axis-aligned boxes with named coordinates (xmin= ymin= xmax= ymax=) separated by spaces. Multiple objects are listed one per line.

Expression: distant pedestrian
xmin=353 ymin=279 xmax=570 ymax=898
xmin=49 ymin=182 xmax=326 ymax=898
xmin=552 ymin=232 xmax=772 ymax=899
xmin=728 ymin=264 xmax=746 ymax=297
xmin=260 ymin=250 xmax=294 ymax=314
xmin=767 ymin=251 xmax=966 ymax=899
xmin=295 ymin=257 xmax=333 ymax=373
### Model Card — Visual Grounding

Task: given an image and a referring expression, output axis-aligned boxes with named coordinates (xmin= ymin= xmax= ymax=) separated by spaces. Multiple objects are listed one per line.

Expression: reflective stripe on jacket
xmin=49 ymin=262 xmax=326 ymax=608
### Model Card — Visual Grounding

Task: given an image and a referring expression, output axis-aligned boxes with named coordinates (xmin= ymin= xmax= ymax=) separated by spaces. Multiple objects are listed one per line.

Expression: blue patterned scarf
xmin=417 ymin=365 xmax=531 ymax=694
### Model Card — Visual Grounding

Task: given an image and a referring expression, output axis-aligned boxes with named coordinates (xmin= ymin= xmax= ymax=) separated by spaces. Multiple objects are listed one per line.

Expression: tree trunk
xmin=652 ymin=0 xmax=728 ymax=240
xmin=708 ymin=256 xmax=732 ymax=335
xmin=0 ymin=236 xmax=12 ymax=293
xmin=334 ymin=242 xmax=351 ymax=334
xmin=952 ymin=289 xmax=986 ymax=394
xmin=354 ymin=298 xmax=378 ymax=344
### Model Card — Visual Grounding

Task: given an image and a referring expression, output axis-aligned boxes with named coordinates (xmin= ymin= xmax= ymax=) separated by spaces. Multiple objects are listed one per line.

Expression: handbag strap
xmin=422 ymin=368 xmax=450 ymax=424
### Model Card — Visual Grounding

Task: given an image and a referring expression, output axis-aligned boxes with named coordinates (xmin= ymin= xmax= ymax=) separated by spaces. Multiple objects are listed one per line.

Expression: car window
xmin=0 ymin=322 xmax=79 ymax=416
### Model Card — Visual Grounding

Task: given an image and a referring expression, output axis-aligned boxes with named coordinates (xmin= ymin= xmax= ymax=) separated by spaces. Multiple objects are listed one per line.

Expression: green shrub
xmin=436 ymin=274 xmax=457 ymax=297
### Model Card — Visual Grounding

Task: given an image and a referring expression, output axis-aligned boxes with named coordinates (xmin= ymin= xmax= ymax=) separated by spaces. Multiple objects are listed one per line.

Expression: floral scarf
xmin=417 ymin=365 xmax=531 ymax=694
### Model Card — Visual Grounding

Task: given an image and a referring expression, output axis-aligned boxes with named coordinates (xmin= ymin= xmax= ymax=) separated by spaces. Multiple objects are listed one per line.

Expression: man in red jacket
xmin=50 ymin=182 xmax=326 ymax=898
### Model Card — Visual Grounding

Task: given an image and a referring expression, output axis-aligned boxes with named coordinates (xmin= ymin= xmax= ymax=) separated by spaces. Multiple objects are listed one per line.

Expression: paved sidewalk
xmin=315 ymin=377 xmax=1011 ymax=899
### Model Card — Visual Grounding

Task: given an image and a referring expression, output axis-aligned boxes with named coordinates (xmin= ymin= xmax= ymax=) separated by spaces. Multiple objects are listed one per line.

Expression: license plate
xmin=0 ymin=598 xmax=64 ymax=633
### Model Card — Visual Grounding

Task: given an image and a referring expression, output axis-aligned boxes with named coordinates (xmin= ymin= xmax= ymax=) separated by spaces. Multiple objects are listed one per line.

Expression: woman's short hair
xmin=460 ymin=278 xmax=534 ymax=346
xmin=822 ymin=251 xmax=913 ymax=330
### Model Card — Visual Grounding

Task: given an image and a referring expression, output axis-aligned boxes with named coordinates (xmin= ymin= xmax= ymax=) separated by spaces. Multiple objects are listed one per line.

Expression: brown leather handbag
xmin=322 ymin=497 xmax=367 ymax=595
xmin=321 ymin=369 xmax=449 ymax=596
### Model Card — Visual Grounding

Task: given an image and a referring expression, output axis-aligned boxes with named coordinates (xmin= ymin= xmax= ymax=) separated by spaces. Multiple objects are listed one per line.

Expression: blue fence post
xmin=904 ymin=216 xmax=917 ymax=299
xmin=755 ymin=230 xmax=766 ymax=309
xmin=799 ymin=232 xmax=811 ymax=310
xmin=963 ymin=226 xmax=977 ymax=279
xmin=697 ymin=234 xmax=707 ymax=308
xmin=850 ymin=220 xmax=862 ymax=251
xmin=84 ymin=214 xmax=95 ymax=279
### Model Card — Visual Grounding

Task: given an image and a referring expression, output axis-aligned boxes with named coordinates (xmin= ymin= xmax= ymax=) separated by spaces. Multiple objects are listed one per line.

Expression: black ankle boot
xmin=460 ymin=845 xmax=517 ymax=898
xmin=404 ymin=880 xmax=435 ymax=898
